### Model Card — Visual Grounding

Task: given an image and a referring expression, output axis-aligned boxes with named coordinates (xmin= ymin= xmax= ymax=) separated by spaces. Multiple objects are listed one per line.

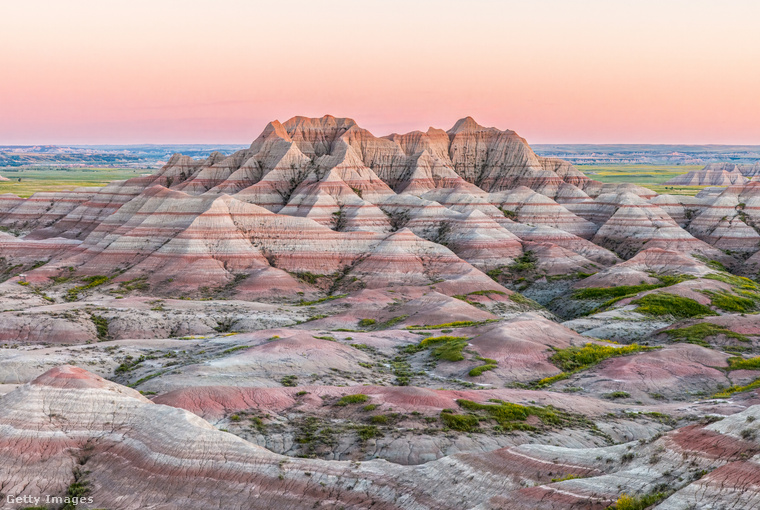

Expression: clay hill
xmin=2 ymin=116 xmax=760 ymax=509
xmin=664 ymin=162 xmax=760 ymax=186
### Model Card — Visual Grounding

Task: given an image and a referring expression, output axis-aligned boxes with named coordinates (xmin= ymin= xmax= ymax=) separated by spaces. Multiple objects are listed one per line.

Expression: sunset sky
xmin=1 ymin=0 xmax=759 ymax=144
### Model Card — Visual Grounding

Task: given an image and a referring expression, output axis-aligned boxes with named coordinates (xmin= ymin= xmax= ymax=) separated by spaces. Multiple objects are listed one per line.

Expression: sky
xmin=1 ymin=0 xmax=759 ymax=145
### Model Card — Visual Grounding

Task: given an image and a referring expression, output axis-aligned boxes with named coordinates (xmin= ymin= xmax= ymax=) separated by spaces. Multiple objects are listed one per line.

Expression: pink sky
xmin=1 ymin=0 xmax=759 ymax=144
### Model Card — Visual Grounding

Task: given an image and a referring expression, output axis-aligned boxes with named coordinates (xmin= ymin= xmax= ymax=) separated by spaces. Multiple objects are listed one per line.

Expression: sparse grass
xmin=665 ymin=323 xmax=749 ymax=346
xmin=65 ymin=275 xmax=112 ymax=301
xmin=550 ymin=343 xmax=655 ymax=372
xmin=633 ymin=293 xmax=716 ymax=318
xmin=336 ymin=394 xmax=370 ymax=406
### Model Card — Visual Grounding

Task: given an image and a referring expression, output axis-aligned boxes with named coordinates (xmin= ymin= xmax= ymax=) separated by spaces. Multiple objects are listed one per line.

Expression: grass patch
xmin=65 ymin=275 xmax=112 ymax=301
xmin=632 ymin=293 xmax=716 ymax=318
xmin=297 ymin=293 xmax=347 ymax=306
xmin=221 ymin=345 xmax=250 ymax=355
xmin=573 ymin=284 xmax=663 ymax=300
xmin=602 ymin=391 xmax=631 ymax=399
xmin=280 ymin=375 xmax=298 ymax=387
xmin=508 ymin=251 xmax=537 ymax=273
xmin=90 ymin=314 xmax=109 ymax=341
xmin=407 ymin=319 xmax=497 ymax=330
xmin=358 ymin=318 xmax=376 ymax=327
xmin=664 ymin=323 xmax=749 ymax=347
xmin=702 ymin=290 xmax=757 ymax=313
xmin=375 ymin=315 xmax=409 ymax=329
xmin=550 ymin=343 xmax=655 ymax=372
xmin=713 ymin=377 xmax=760 ymax=398
xmin=440 ymin=411 xmax=481 ymax=432
xmin=612 ymin=492 xmax=668 ymax=510
xmin=417 ymin=335 xmax=470 ymax=362
xmin=0 ymin=166 xmax=142 ymax=197
xmin=551 ymin=474 xmax=585 ymax=483
xmin=336 ymin=394 xmax=370 ymax=406
xmin=453 ymin=399 xmax=591 ymax=432
xmin=727 ymin=356 xmax=760 ymax=371
xmin=469 ymin=357 xmax=498 ymax=377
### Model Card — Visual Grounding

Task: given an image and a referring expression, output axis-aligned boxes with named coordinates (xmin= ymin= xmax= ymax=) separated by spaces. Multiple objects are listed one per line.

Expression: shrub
xmin=632 ymin=293 xmax=716 ymax=318
xmin=356 ymin=425 xmax=381 ymax=441
xmin=280 ymin=375 xmax=298 ymax=387
xmin=358 ymin=318 xmax=376 ymax=327
xmin=336 ymin=394 xmax=370 ymax=406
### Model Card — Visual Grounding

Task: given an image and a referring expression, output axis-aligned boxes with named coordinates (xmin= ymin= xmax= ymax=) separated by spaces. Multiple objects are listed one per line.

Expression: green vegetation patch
xmin=573 ymin=284 xmax=663 ymax=300
xmin=449 ymin=399 xmax=590 ymax=432
xmin=375 ymin=315 xmax=409 ymax=329
xmin=665 ymin=323 xmax=749 ymax=347
xmin=469 ymin=357 xmax=498 ymax=377
xmin=90 ymin=314 xmax=109 ymax=341
xmin=407 ymin=319 xmax=497 ymax=330
xmin=612 ymin=492 xmax=668 ymax=510
xmin=713 ymin=377 xmax=760 ymax=398
xmin=727 ymin=356 xmax=760 ymax=371
xmin=417 ymin=335 xmax=470 ymax=362
xmin=702 ymin=290 xmax=757 ymax=313
xmin=632 ymin=293 xmax=716 ymax=318
xmin=358 ymin=318 xmax=376 ymax=327
xmin=65 ymin=275 xmax=112 ymax=301
xmin=508 ymin=251 xmax=537 ymax=273
xmin=336 ymin=394 xmax=370 ymax=406
xmin=550 ymin=343 xmax=655 ymax=373
xmin=297 ymin=293 xmax=347 ymax=306
xmin=704 ymin=272 xmax=759 ymax=290
xmin=440 ymin=412 xmax=480 ymax=432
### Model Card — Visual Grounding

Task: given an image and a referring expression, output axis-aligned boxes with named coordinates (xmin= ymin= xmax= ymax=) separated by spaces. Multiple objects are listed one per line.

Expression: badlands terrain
xmin=2 ymin=116 xmax=760 ymax=509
